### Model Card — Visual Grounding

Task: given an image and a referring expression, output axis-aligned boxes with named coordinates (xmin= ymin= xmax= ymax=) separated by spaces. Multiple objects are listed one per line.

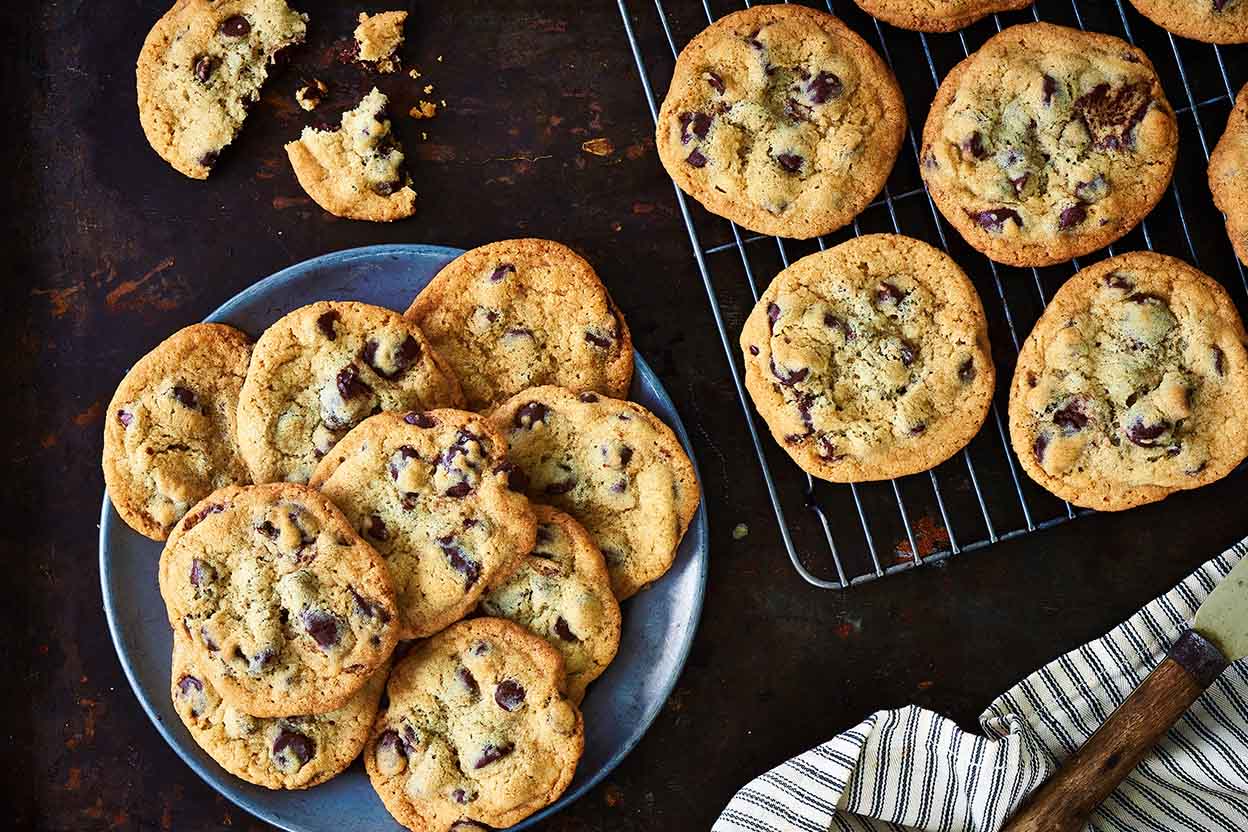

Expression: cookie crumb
xmin=295 ymin=79 xmax=328 ymax=111
xmin=732 ymin=523 xmax=749 ymax=540
xmin=423 ymin=84 xmax=434 ymax=94
xmin=354 ymin=10 xmax=407 ymax=74
xmin=409 ymin=101 xmax=438 ymax=120
xmin=421 ymin=131 xmax=428 ymax=141
xmin=581 ymin=137 xmax=615 ymax=157
xmin=436 ymin=55 xmax=443 ymax=62
xmin=408 ymin=68 xmax=421 ymax=80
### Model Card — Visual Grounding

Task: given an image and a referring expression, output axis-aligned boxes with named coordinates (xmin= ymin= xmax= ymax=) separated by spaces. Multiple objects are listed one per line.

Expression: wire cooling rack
xmin=618 ymin=0 xmax=1248 ymax=587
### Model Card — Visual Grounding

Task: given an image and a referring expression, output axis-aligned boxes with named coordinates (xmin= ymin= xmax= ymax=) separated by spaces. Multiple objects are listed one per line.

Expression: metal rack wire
xmin=618 ymin=0 xmax=1248 ymax=587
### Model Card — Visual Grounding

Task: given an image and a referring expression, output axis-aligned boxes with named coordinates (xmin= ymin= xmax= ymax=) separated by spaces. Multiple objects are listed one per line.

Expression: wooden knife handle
xmin=1001 ymin=630 xmax=1227 ymax=832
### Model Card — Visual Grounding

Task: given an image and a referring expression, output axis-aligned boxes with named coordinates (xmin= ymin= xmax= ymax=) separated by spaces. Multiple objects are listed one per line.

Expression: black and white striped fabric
xmin=716 ymin=538 xmax=1248 ymax=832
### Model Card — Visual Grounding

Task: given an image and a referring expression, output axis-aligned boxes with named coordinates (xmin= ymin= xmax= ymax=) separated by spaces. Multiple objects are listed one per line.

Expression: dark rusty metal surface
xmin=5 ymin=1 xmax=1247 ymax=830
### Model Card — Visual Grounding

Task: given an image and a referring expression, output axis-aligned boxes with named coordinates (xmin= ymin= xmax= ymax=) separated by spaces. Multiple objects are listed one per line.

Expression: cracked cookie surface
xmin=309 ymin=410 xmax=536 ymax=640
xmin=170 ymin=628 xmax=386 ymax=789
xmin=286 ymin=88 xmax=417 ymax=222
xmin=920 ymin=23 xmax=1177 ymax=267
xmin=104 ymin=323 xmax=253 ymax=541
xmin=1127 ymin=0 xmax=1248 ymax=45
xmin=364 ymin=618 xmax=583 ymax=832
xmin=490 ymin=386 xmax=700 ymax=600
xmin=159 ymin=483 xmax=399 ymax=717
xmin=655 ymin=4 xmax=906 ymax=239
xmin=740 ymin=234 xmax=995 ymax=482
xmin=404 ymin=239 xmax=634 ymax=412
xmin=1210 ymin=83 xmax=1248 ymax=266
xmin=237 ymin=301 xmax=464 ymax=484
xmin=850 ymin=0 xmax=1031 ymax=32
xmin=480 ymin=505 xmax=622 ymax=705
xmin=1008 ymin=252 xmax=1248 ymax=511
xmin=137 ymin=0 xmax=307 ymax=179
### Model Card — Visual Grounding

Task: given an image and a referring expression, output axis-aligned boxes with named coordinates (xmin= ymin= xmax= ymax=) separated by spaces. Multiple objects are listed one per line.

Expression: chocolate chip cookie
xmin=104 ymin=323 xmax=253 ymax=541
xmin=920 ymin=23 xmax=1178 ymax=267
xmin=490 ymin=386 xmax=701 ymax=600
xmin=1126 ymin=0 xmax=1248 ymax=45
xmin=740 ymin=234 xmax=996 ymax=482
xmin=655 ymin=4 xmax=906 ymax=239
xmin=404 ymin=239 xmax=634 ymax=412
xmin=480 ymin=505 xmax=622 ymax=705
xmin=364 ymin=618 xmax=584 ymax=832
xmin=286 ymin=88 xmax=417 ymax=222
xmin=237 ymin=301 xmax=464 ymax=484
xmin=1008 ymin=252 xmax=1248 ymax=511
xmin=170 ymin=628 xmax=386 ymax=789
xmin=308 ymin=410 xmax=536 ymax=640
xmin=159 ymin=483 xmax=400 ymax=716
xmin=850 ymin=0 xmax=1032 ymax=32
xmin=1210 ymin=83 xmax=1248 ymax=266
xmin=353 ymin=11 xmax=407 ymax=73
xmin=137 ymin=0 xmax=308 ymax=179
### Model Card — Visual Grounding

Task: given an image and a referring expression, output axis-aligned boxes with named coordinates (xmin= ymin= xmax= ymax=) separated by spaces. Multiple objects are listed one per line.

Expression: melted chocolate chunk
xmin=958 ymin=358 xmax=976 ymax=383
xmin=336 ymin=365 xmax=371 ymax=400
xmin=182 ymin=502 xmax=225 ymax=531
xmin=1032 ymin=432 xmax=1050 ymax=464
xmin=494 ymin=679 xmax=526 ymax=711
xmin=686 ymin=148 xmax=708 ymax=168
xmin=1052 ymin=399 xmax=1088 ymax=432
xmin=301 ymin=610 xmax=340 ymax=650
xmin=962 ymin=132 xmax=987 ymax=160
xmin=219 ymin=15 xmax=251 ymax=37
xmin=585 ymin=330 xmax=613 ymax=348
xmin=1042 ymin=74 xmax=1057 ymax=105
xmin=117 ymin=409 xmax=133 ymax=427
xmin=194 ymin=55 xmax=218 ymax=84
xmin=441 ymin=538 xmax=481 ymax=588
xmin=807 ymin=71 xmax=843 ymax=104
xmin=493 ymin=461 xmax=528 ymax=492
xmin=554 ymin=616 xmax=578 ymax=642
xmin=489 ymin=263 xmax=516 ymax=282
xmin=1126 ymin=416 xmax=1169 ymax=446
xmin=474 ymin=742 xmax=515 ymax=769
xmin=776 ymin=153 xmax=803 ymax=173
xmin=769 ymin=358 xmax=808 ymax=386
xmin=514 ymin=401 xmax=549 ymax=428
xmin=272 ymin=728 xmax=314 ymax=768
xmin=967 ymin=208 xmax=1023 ymax=233
xmin=404 ymin=411 xmax=437 ymax=428
xmin=456 ymin=666 xmax=480 ymax=699
xmin=1058 ymin=204 xmax=1088 ymax=231
xmin=361 ymin=335 xmax=421 ymax=380
xmin=706 ymin=71 xmax=725 ymax=94
xmin=678 ymin=111 xmax=713 ymax=144
xmin=316 ymin=310 xmax=339 ymax=339
xmin=171 ymin=386 xmax=198 ymax=409
xmin=1073 ymin=82 xmax=1153 ymax=150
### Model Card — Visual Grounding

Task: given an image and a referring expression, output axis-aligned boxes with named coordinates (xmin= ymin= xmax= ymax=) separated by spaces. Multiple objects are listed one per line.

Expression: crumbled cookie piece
xmin=354 ymin=10 xmax=407 ymax=74
xmin=295 ymin=79 xmax=327 ymax=111
xmin=409 ymin=101 xmax=438 ymax=120
xmin=285 ymin=87 xmax=417 ymax=221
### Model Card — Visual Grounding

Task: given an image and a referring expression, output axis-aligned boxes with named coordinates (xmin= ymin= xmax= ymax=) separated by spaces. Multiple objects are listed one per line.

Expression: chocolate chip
xmin=218 ymin=15 xmax=251 ymax=37
xmin=1075 ymin=175 xmax=1108 ymax=203
xmin=474 ymin=742 xmax=515 ymax=769
xmin=1058 ymin=204 xmax=1088 ymax=231
xmin=445 ymin=482 xmax=472 ymax=499
xmin=441 ymin=538 xmax=481 ymax=588
xmin=493 ymin=461 xmax=528 ymax=492
xmin=404 ymin=411 xmax=437 ymax=428
xmin=554 ymin=616 xmax=578 ymax=642
xmin=1052 ymin=399 xmax=1088 ymax=432
xmin=686 ymin=148 xmax=708 ymax=168
xmin=1032 ymin=432 xmax=1049 ymax=463
xmin=1073 ymin=82 xmax=1152 ymax=150
xmin=171 ymin=386 xmax=198 ymax=409
xmin=256 ymin=520 xmax=278 ymax=541
xmin=494 ymin=679 xmax=526 ymax=711
xmin=746 ymin=30 xmax=764 ymax=50
xmin=876 ymin=282 xmax=906 ymax=304
xmin=371 ymin=179 xmax=402 ymax=197
xmin=899 ymin=341 xmax=917 ymax=367
xmin=451 ymin=789 xmax=475 ymax=806
xmin=776 ymin=153 xmax=804 ymax=173
xmin=316 ymin=310 xmax=339 ymax=339
xmin=678 ymin=111 xmax=713 ymax=144
xmin=193 ymin=55 xmax=218 ymax=84
xmin=1042 ymin=74 xmax=1057 ymax=105
xmin=514 ymin=401 xmax=548 ymax=428
xmin=1126 ymin=416 xmax=1169 ymax=447
xmin=966 ymin=207 xmax=1023 ymax=233
xmin=578 ymin=392 xmax=600 ymax=403
xmin=456 ymin=666 xmax=480 ymax=698
xmin=189 ymin=558 xmax=212 ymax=588
xmin=585 ymin=330 xmax=613 ymax=348
xmin=200 ymin=626 xmax=219 ymax=652
xmin=958 ymin=358 xmax=976 ymax=383
xmin=783 ymin=98 xmax=811 ymax=123
xmin=1009 ymin=173 xmax=1031 ymax=196
xmin=182 ymin=502 xmax=224 ymax=531
xmin=767 ymin=302 xmax=781 ymax=333
xmin=470 ymin=640 xmax=489 ymax=656
xmin=816 ymin=436 xmax=844 ymax=462
xmin=910 ymin=424 xmax=927 ymax=435
xmin=769 ymin=358 xmax=808 ymax=386
xmin=377 ymin=729 xmax=406 ymax=758
xmin=301 ymin=610 xmax=340 ymax=650
xmin=348 ymin=586 xmax=389 ymax=622
xmin=362 ymin=335 xmax=421 ymax=380
xmin=962 ymin=132 xmax=987 ymax=160
xmin=807 ymin=71 xmax=843 ymax=103
xmin=1213 ymin=346 xmax=1226 ymax=376
xmin=1215 ymin=0 xmax=1230 ymax=9
xmin=247 ymin=648 xmax=274 ymax=674
xmin=749 ymin=345 xmax=760 ymax=356
xmin=336 ymin=364 xmax=371 ymax=400
xmin=365 ymin=514 xmax=388 ymax=542
xmin=117 ymin=409 xmax=133 ymax=427
xmin=1104 ymin=272 xmax=1134 ymax=291
xmin=272 ymin=728 xmax=314 ymax=769
xmin=707 ymin=71 xmax=725 ymax=94
xmin=198 ymin=150 xmax=219 ymax=170
xmin=176 ymin=675 xmax=203 ymax=697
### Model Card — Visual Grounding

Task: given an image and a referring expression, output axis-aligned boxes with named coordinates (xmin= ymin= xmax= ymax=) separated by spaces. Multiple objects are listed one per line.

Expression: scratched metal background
xmin=6 ymin=1 xmax=1248 ymax=830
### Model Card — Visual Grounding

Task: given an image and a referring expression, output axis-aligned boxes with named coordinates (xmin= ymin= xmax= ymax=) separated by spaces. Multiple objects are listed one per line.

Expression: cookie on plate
xmin=285 ymin=88 xmax=417 ymax=222
xmin=740 ymin=234 xmax=995 ymax=482
xmin=850 ymin=0 xmax=1032 ymax=32
xmin=354 ymin=11 xmax=407 ymax=73
xmin=920 ymin=23 xmax=1178 ymax=267
xmin=1008 ymin=252 xmax=1248 ymax=511
xmin=159 ymin=483 xmax=400 ymax=716
xmin=404 ymin=239 xmax=634 ymax=411
xmin=1210 ymin=83 xmax=1248 ymax=266
xmin=104 ymin=323 xmax=253 ymax=541
xmin=490 ymin=386 xmax=700 ymax=600
xmin=655 ymin=4 xmax=906 ymax=239
xmin=137 ymin=0 xmax=308 ymax=179
xmin=237 ymin=301 xmax=464 ymax=484
xmin=480 ymin=505 xmax=622 ymax=705
xmin=308 ymin=410 xmax=537 ymax=640
xmin=1125 ymin=0 xmax=1248 ymax=45
xmin=364 ymin=618 xmax=584 ymax=832
xmin=170 ymin=628 xmax=386 ymax=789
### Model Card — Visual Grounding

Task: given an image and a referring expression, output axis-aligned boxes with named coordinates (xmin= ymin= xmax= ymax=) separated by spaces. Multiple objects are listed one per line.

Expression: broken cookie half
xmin=285 ymin=87 xmax=417 ymax=222
xmin=353 ymin=11 xmax=407 ymax=74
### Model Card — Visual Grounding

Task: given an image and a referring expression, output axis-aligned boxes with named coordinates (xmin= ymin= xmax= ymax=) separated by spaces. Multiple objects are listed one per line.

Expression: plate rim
xmin=98 ymin=242 xmax=710 ymax=832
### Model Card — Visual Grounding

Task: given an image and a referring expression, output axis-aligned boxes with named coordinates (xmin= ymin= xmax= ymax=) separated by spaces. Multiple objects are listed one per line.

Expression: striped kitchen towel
xmin=716 ymin=537 xmax=1248 ymax=832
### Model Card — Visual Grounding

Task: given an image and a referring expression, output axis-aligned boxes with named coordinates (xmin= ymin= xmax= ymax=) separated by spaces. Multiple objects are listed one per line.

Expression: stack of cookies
xmin=657 ymin=5 xmax=1248 ymax=512
xmin=102 ymin=239 xmax=701 ymax=830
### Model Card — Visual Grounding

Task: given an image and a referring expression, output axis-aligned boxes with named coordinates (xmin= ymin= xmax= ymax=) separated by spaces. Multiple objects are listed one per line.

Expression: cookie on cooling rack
xmin=739 ymin=234 xmax=995 ymax=483
xmin=404 ymin=239 xmax=634 ymax=412
xmin=655 ymin=4 xmax=906 ymax=239
xmin=1210 ymin=83 xmax=1248 ymax=266
xmin=1126 ymin=0 xmax=1248 ymax=45
xmin=364 ymin=618 xmax=584 ymax=832
xmin=920 ymin=23 xmax=1178 ymax=267
xmin=849 ymin=0 xmax=1032 ymax=33
xmin=1008 ymin=252 xmax=1248 ymax=511
xmin=308 ymin=410 xmax=536 ymax=640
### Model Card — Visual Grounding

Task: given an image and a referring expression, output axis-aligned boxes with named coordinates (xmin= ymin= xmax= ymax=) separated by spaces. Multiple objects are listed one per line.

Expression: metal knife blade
xmin=1193 ymin=556 xmax=1248 ymax=662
